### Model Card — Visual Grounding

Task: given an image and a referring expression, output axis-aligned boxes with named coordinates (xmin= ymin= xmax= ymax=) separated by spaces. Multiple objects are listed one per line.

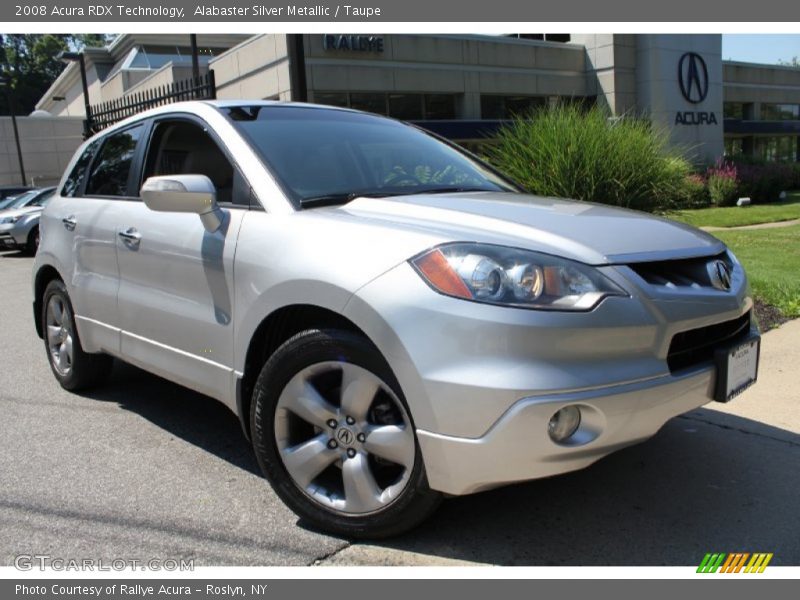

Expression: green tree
xmin=777 ymin=56 xmax=799 ymax=67
xmin=0 ymin=34 xmax=116 ymax=115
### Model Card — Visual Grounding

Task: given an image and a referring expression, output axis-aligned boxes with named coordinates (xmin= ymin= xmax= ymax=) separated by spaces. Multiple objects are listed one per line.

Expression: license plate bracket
xmin=714 ymin=333 xmax=760 ymax=402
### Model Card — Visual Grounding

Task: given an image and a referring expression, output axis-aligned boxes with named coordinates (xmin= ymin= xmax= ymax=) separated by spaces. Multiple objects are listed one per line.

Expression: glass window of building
xmin=758 ymin=136 xmax=799 ymax=162
xmin=313 ymin=92 xmax=459 ymax=120
xmin=388 ymin=94 xmax=424 ymax=120
xmin=724 ymin=138 xmax=744 ymax=158
xmin=760 ymin=103 xmax=800 ymax=121
xmin=481 ymin=95 xmax=546 ymax=119
xmin=424 ymin=94 xmax=456 ymax=119
xmin=724 ymin=103 xmax=741 ymax=119
xmin=314 ymin=92 xmax=349 ymax=108
xmin=349 ymin=93 xmax=387 ymax=115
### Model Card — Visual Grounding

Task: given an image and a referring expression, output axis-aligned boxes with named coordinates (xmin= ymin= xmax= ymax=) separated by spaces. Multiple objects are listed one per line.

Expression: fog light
xmin=548 ymin=405 xmax=581 ymax=443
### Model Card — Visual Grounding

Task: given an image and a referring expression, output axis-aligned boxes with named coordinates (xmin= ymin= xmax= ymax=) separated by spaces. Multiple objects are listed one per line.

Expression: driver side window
xmin=142 ymin=119 xmax=248 ymax=206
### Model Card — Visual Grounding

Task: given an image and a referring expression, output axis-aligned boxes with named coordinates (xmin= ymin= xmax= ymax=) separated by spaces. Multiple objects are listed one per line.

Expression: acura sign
xmin=675 ymin=52 xmax=717 ymax=125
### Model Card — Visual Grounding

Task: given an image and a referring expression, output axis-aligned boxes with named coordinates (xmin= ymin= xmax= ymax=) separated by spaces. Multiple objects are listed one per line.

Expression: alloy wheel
xmin=274 ymin=361 xmax=415 ymax=515
xmin=45 ymin=295 xmax=74 ymax=376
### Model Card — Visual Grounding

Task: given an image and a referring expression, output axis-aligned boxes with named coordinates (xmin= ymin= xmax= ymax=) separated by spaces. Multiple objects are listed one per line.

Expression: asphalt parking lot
xmin=1 ymin=249 xmax=799 ymax=567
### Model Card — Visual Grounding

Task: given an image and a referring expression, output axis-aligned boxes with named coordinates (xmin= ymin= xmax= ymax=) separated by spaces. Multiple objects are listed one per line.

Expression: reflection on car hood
xmin=0 ymin=206 xmax=43 ymax=219
xmin=340 ymin=191 xmax=725 ymax=265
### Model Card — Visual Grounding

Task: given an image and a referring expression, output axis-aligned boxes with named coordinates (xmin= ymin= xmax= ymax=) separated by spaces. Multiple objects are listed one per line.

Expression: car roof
xmin=85 ymin=100 xmax=362 ymax=141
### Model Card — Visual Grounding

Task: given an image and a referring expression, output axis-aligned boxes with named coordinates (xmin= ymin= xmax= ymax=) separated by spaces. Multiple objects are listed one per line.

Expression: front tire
xmin=41 ymin=279 xmax=112 ymax=391
xmin=251 ymin=329 xmax=441 ymax=538
xmin=25 ymin=226 xmax=39 ymax=255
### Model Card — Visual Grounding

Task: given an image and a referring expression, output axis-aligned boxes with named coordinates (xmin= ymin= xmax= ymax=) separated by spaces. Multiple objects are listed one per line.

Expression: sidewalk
xmin=705 ymin=318 xmax=800 ymax=436
xmin=702 ymin=218 xmax=800 ymax=232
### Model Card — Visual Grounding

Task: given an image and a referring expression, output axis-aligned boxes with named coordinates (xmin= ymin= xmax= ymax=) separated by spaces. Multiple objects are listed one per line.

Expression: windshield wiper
xmin=299 ymin=191 xmax=400 ymax=209
xmin=404 ymin=186 xmax=493 ymax=195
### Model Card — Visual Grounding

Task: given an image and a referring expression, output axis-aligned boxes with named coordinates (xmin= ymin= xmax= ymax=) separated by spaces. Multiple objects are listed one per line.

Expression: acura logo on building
xmin=678 ymin=52 xmax=709 ymax=104
xmin=709 ymin=260 xmax=732 ymax=291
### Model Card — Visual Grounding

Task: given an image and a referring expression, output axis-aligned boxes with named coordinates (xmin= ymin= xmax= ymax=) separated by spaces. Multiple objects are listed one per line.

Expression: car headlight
xmin=0 ymin=215 xmax=21 ymax=224
xmin=410 ymin=242 xmax=627 ymax=310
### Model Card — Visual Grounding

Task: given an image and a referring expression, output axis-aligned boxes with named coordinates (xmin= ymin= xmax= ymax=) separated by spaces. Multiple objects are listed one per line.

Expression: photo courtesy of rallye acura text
xmin=32 ymin=100 xmax=760 ymax=538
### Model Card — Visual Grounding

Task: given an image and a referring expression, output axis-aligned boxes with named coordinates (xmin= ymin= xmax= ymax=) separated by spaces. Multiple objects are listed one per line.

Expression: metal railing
xmin=85 ymin=70 xmax=216 ymax=138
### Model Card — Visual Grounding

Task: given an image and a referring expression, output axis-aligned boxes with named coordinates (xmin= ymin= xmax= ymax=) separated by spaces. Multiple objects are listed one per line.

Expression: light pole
xmin=57 ymin=51 xmax=92 ymax=138
xmin=0 ymin=74 xmax=27 ymax=186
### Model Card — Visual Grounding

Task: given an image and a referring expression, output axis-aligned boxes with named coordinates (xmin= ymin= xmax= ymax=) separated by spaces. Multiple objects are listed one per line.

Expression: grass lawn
xmin=713 ymin=224 xmax=800 ymax=320
xmin=667 ymin=192 xmax=800 ymax=228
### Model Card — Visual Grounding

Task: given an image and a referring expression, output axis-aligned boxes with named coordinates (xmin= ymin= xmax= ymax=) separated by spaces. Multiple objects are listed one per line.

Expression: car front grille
xmin=667 ymin=311 xmax=751 ymax=373
xmin=629 ymin=252 xmax=732 ymax=290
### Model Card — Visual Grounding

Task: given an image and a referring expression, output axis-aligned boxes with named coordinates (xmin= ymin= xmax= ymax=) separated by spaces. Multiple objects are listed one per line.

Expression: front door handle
xmin=118 ymin=227 xmax=141 ymax=248
xmin=62 ymin=216 xmax=76 ymax=231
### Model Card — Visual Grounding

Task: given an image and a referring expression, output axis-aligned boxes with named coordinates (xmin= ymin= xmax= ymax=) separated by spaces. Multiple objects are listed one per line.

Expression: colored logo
xmin=697 ymin=552 xmax=773 ymax=573
xmin=678 ymin=52 xmax=709 ymax=104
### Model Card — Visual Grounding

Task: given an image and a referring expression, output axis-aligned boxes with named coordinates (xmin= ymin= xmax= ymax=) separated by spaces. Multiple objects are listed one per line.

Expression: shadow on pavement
xmin=375 ymin=409 xmax=800 ymax=565
xmin=74 ymin=359 xmax=800 ymax=565
xmin=79 ymin=359 xmax=260 ymax=476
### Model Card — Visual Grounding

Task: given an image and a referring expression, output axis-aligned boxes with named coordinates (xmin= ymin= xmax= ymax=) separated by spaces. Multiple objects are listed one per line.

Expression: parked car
xmin=0 ymin=186 xmax=56 ymax=212
xmin=32 ymin=101 xmax=759 ymax=538
xmin=0 ymin=187 xmax=56 ymax=254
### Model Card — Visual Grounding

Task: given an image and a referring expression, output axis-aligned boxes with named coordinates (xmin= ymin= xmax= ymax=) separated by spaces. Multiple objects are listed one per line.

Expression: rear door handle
xmin=118 ymin=227 xmax=141 ymax=248
xmin=62 ymin=216 xmax=76 ymax=231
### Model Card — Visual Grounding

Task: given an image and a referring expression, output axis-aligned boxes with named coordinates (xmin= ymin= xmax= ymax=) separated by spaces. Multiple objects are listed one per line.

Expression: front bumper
xmin=0 ymin=224 xmax=26 ymax=248
xmin=0 ymin=232 xmax=21 ymax=249
xmin=346 ymin=257 xmax=756 ymax=496
xmin=417 ymin=365 xmax=715 ymax=495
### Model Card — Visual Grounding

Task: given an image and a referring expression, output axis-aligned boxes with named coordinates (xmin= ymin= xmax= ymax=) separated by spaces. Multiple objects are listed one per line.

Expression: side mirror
xmin=140 ymin=174 xmax=224 ymax=232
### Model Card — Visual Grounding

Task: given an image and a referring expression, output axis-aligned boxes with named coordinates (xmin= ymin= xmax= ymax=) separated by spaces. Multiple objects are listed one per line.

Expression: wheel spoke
xmin=342 ymin=452 xmax=383 ymax=513
xmin=281 ymin=434 xmax=338 ymax=488
xmin=340 ymin=363 xmax=379 ymax=421
xmin=57 ymin=342 xmax=68 ymax=371
xmin=283 ymin=379 xmax=338 ymax=429
xmin=62 ymin=335 xmax=73 ymax=365
xmin=50 ymin=299 xmax=63 ymax=325
xmin=47 ymin=325 xmax=62 ymax=343
xmin=364 ymin=425 xmax=415 ymax=469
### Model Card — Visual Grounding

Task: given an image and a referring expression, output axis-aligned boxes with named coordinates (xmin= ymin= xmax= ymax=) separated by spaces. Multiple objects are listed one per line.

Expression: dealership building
xmin=8 ymin=32 xmax=800 ymax=185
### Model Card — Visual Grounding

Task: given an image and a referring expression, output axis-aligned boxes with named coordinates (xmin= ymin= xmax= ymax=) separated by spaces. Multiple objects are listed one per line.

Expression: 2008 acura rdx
xmin=33 ymin=101 xmax=760 ymax=537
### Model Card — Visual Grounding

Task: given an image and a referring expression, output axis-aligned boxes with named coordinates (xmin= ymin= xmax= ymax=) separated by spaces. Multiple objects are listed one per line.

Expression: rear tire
xmin=41 ymin=279 xmax=112 ymax=391
xmin=250 ymin=328 xmax=441 ymax=538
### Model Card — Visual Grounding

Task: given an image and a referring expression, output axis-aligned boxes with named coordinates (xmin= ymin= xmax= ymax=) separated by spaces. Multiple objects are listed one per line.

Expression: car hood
xmin=339 ymin=192 xmax=725 ymax=265
xmin=0 ymin=206 xmax=41 ymax=219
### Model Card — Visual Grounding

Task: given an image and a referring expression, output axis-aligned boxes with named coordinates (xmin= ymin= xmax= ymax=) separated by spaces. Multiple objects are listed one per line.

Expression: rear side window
xmin=61 ymin=140 xmax=100 ymax=197
xmin=85 ymin=125 xmax=144 ymax=197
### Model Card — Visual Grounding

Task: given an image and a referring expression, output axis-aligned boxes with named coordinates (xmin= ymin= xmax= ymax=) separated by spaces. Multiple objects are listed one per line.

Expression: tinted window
xmin=143 ymin=120 xmax=243 ymax=205
xmin=62 ymin=140 xmax=100 ymax=197
xmin=224 ymin=106 xmax=514 ymax=205
xmin=86 ymin=125 xmax=144 ymax=197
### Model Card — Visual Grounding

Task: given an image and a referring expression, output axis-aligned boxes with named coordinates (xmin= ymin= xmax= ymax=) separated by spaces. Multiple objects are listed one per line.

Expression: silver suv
xmin=33 ymin=101 xmax=759 ymax=537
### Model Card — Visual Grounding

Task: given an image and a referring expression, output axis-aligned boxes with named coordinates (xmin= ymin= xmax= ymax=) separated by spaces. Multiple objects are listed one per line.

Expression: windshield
xmin=5 ymin=191 xmax=38 ymax=209
xmin=222 ymin=105 xmax=516 ymax=207
xmin=29 ymin=189 xmax=55 ymax=207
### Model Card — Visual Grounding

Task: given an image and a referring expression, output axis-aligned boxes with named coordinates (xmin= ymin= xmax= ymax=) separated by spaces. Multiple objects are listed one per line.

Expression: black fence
xmin=84 ymin=71 xmax=216 ymax=138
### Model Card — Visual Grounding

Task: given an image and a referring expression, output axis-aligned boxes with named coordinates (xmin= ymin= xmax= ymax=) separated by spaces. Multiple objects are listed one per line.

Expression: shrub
xmin=485 ymin=103 xmax=692 ymax=212
xmin=735 ymin=162 xmax=793 ymax=204
xmin=676 ymin=173 xmax=710 ymax=209
xmin=706 ymin=160 xmax=739 ymax=206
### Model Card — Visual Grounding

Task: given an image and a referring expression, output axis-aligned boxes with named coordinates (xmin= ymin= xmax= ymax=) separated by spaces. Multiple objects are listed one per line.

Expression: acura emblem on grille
xmin=710 ymin=260 xmax=732 ymax=291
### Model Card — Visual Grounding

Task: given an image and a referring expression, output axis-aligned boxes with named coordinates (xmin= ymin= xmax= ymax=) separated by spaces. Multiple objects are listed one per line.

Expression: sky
xmin=722 ymin=34 xmax=800 ymax=65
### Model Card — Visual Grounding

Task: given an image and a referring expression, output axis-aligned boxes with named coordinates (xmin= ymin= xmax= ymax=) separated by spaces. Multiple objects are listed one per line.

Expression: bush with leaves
xmin=706 ymin=159 xmax=739 ymax=206
xmin=485 ymin=103 xmax=692 ymax=212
